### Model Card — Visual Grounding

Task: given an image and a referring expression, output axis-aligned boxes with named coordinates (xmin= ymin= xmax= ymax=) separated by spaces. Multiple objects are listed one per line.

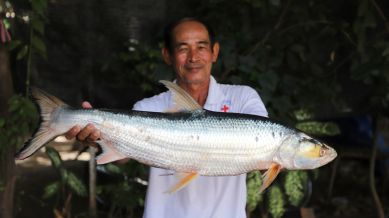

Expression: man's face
xmin=163 ymin=21 xmax=219 ymax=85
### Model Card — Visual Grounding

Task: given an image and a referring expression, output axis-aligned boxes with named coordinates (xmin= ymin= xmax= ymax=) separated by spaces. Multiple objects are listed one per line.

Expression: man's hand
xmin=64 ymin=101 xmax=101 ymax=143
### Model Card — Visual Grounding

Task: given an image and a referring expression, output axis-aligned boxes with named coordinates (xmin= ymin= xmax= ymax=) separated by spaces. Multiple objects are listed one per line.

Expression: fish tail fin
xmin=15 ymin=87 xmax=67 ymax=160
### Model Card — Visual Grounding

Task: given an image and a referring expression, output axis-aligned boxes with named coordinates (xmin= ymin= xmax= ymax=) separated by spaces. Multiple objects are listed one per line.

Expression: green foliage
xmin=246 ymin=171 xmax=263 ymax=212
xmin=2 ymin=0 xmax=48 ymax=95
xmin=97 ymin=161 xmax=148 ymax=217
xmin=41 ymin=147 xmax=88 ymax=218
xmin=296 ymin=121 xmax=341 ymax=136
xmin=268 ymin=185 xmax=285 ymax=218
xmin=98 ymin=41 xmax=170 ymax=106
xmin=46 ymin=146 xmax=63 ymax=168
xmin=43 ymin=181 xmax=60 ymax=199
xmin=44 ymin=147 xmax=87 ymax=198
xmin=66 ymin=172 xmax=87 ymax=197
xmin=0 ymin=95 xmax=38 ymax=155
xmin=284 ymin=171 xmax=308 ymax=206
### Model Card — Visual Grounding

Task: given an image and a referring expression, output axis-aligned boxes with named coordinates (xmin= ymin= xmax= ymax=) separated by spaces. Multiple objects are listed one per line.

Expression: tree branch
xmin=369 ymin=0 xmax=389 ymax=34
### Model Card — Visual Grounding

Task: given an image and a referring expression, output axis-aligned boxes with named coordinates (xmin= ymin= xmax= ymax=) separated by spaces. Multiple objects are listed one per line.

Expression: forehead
xmin=172 ymin=21 xmax=210 ymax=44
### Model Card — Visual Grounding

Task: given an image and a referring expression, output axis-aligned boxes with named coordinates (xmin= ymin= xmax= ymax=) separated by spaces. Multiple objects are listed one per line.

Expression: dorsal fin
xmin=159 ymin=80 xmax=202 ymax=111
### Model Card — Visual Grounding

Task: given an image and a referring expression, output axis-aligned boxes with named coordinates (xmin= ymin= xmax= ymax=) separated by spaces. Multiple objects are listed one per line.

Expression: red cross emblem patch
xmin=220 ymin=100 xmax=231 ymax=112
xmin=221 ymin=105 xmax=229 ymax=112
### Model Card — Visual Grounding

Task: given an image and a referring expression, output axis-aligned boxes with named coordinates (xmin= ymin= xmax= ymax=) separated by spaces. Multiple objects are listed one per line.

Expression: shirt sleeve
xmin=239 ymin=86 xmax=268 ymax=117
xmin=132 ymin=91 xmax=170 ymax=113
xmin=132 ymin=100 xmax=147 ymax=111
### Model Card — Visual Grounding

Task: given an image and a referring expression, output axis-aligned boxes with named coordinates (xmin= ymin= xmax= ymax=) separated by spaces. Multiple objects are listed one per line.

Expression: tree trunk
xmin=0 ymin=44 xmax=15 ymax=218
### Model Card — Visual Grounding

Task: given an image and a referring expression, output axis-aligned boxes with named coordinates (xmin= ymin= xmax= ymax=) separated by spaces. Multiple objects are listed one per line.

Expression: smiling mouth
xmin=187 ymin=68 xmax=202 ymax=71
xmin=185 ymin=64 xmax=203 ymax=69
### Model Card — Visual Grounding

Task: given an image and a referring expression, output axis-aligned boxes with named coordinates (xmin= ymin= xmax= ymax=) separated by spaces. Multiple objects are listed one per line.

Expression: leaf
xmin=284 ymin=171 xmax=307 ymax=206
xmin=31 ymin=18 xmax=45 ymax=34
xmin=105 ymin=163 xmax=122 ymax=174
xmin=43 ymin=181 xmax=60 ymax=199
xmin=31 ymin=35 xmax=46 ymax=53
xmin=293 ymin=109 xmax=313 ymax=121
xmin=16 ymin=45 xmax=29 ymax=60
xmin=3 ymin=19 xmax=11 ymax=29
xmin=31 ymin=0 xmax=45 ymax=16
xmin=268 ymin=185 xmax=285 ymax=218
xmin=60 ymin=168 xmax=68 ymax=181
xmin=0 ymin=118 xmax=5 ymax=128
xmin=66 ymin=172 xmax=87 ymax=197
xmin=46 ymin=147 xmax=63 ymax=169
xmin=296 ymin=121 xmax=341 ymax=136
xmin=246 ymin=171 xmax=263 ymax=212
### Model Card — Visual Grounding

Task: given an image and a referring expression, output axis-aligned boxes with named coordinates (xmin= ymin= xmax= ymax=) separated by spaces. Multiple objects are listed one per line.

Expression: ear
xmin=162 ymin=47 xmax=172 ymax=65
xmin=212 ymin=42 xmax=220 ymax=63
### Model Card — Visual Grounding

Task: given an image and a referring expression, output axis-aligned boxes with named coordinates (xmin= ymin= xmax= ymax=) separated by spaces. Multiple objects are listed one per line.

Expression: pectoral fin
xmin=259 ymin=163 xmax=282 ymax=193
xmin=164 ymin=172 xmax=199 ymax=194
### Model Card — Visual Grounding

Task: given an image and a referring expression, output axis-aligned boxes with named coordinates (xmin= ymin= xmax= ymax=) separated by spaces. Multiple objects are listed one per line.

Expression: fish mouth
xmin=322 ymin=148 xmax=337 ymax=164
xmin=330 ymin=149 xmax=338 ymax=160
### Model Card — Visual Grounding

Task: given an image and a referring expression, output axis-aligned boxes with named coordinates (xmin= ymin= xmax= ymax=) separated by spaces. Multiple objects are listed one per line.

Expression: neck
xmin=177 ymin=79 xmax=209 ymax=107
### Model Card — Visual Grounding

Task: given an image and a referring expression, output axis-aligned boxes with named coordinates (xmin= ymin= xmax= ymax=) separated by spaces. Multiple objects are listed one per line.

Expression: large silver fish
xmin=15 ymin=81 xmax=337 ymax=193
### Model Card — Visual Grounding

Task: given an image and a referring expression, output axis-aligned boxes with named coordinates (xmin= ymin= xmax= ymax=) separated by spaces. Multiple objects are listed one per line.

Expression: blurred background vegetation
xmin=1 ymin=0 xmax=388 ymax=217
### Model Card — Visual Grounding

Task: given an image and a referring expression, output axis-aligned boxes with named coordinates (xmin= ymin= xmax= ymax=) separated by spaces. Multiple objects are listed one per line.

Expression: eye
xmin=177 ymin=47 xmax=189 ymax=52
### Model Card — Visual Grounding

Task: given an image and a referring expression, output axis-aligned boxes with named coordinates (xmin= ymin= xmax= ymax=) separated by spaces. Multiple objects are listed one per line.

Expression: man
xmin=66 ymin=17 xmax=268 ymax=218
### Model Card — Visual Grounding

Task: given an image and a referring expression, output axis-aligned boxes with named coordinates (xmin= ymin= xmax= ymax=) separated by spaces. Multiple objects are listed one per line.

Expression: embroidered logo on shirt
xmin=221 ymin=100 xmax=231 ymax=112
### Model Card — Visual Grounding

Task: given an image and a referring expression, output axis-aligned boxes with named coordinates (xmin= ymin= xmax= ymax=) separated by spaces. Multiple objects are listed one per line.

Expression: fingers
xmin=65 ymin=101 xmax=98 ymax=145
xmin=82 ymin=101 xmax=93 ymax=109
xmin=77 ymin=124 xmax=101 ymax=141
xmin=65 ymin=125 xmax=81 ymax=140
xmin=65 ymin=123 xmax=101 ymax=143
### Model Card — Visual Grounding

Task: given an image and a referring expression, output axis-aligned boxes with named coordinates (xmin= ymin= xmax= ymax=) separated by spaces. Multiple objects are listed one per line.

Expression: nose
xmin=188 ymin=48 xmax=199 ymax=62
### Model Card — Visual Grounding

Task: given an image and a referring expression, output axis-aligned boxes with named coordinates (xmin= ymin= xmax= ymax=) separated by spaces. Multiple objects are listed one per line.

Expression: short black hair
xmin=163 ymin=17 xmax=216 ymax=54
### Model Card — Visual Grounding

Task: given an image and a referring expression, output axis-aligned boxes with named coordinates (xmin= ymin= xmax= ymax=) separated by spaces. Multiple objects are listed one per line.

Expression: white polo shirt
xmin=133 ymin=76 xmax=268 ymax=218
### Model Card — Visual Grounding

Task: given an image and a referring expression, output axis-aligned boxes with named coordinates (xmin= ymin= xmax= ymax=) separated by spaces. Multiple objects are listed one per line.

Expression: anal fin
xmin=259 ymin=163 xmax=282 ymax=193
xmin=95 ymin=140 xmax=126 ymax=164
xmin=164 ymin=172 xmax=199 ymax=194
